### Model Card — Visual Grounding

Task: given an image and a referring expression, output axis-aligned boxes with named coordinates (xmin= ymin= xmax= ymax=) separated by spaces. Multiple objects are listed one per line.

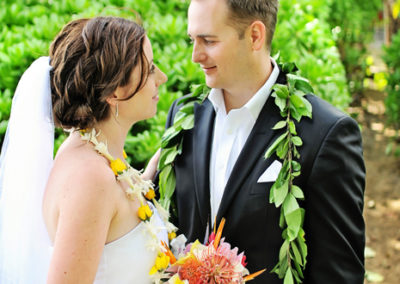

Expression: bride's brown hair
xmin=49 ymin=16 xmax=148 ymax=129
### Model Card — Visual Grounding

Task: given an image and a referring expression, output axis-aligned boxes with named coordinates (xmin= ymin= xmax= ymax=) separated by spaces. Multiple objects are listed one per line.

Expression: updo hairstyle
xmin=49 ymin=16 xmax=148 ymax=130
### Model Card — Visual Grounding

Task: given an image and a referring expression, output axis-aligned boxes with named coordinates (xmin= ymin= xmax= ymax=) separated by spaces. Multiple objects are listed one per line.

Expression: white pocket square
xmin=257 ymin=160 xmax=282 ymax=183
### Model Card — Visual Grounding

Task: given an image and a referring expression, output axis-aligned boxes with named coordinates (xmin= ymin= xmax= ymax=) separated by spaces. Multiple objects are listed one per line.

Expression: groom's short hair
xmin=225 ymin=0 xmax=279 ymax=50
xmin=191 ymin=0 xmax=279 ymax=51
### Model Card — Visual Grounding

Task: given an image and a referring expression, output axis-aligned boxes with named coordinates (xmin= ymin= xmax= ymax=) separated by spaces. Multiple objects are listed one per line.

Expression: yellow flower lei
xmin=80 ymin=128 xmax=177 ymax=280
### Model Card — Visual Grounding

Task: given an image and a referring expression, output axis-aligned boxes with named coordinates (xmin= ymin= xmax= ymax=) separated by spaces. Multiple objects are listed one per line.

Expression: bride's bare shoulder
xmin=43 ymin=133 xmax=119 ymax=243
xmin=46 ymin=133 xmax=118 ymax=198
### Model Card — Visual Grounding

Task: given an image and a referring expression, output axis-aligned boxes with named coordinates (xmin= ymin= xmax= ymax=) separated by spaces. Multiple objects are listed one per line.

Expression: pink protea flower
xmin=169 ymin=219 xmax=266 ymax=283
xmin=177 ymin=239 xmax=248 ymax=283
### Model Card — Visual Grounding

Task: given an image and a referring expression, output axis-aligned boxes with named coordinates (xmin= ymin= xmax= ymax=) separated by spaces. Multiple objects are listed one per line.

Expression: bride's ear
xmin=106 ymin=89 xmax=122 ymax=107
xmin=106 ymin=94 xmax=118 ymax=107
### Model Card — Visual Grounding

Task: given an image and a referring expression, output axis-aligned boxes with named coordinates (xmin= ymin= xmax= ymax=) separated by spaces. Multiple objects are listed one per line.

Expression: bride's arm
xmin=141 ymin=148 xmax=161 ymax=181
xmin=46 ymin=163 xmax=117 ymax=284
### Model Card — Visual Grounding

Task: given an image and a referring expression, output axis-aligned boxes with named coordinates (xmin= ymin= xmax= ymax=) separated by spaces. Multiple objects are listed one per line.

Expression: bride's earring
xmin=115 ymin=103 xmax=119 ymax=118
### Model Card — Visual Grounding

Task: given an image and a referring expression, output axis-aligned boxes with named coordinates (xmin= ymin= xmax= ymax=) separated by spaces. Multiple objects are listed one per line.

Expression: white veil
xmin=0 ymin=57 xmax=54 ymax=283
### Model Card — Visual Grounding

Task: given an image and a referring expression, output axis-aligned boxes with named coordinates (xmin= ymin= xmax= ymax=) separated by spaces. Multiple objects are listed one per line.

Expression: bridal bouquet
xmin=150 ymin=218 xmax=265 ymax=284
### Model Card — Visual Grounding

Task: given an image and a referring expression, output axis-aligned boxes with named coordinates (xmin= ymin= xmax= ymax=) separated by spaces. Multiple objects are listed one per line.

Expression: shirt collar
xmin=208 ymin=57 xmax=280 ymax=119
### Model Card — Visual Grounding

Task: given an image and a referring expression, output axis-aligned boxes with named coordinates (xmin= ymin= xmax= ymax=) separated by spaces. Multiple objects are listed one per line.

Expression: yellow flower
xmin=145 ymin=204 xmax=153 ymax=217
xmin=149 ymin=265 xmax=158 ymax=275
xmin=149 ymin=252 xmax=170 ymax=275
xmin=168 ymin=231 xmax=177 ymax=241
xmin=123 ymin=149 xmax=128 ymax=159
xmin=138 ymin=204 xmax=153 ymax=221
xmin=145 ymin=189 xmax=156 ymax=200
xmin=110 ymin=158 xmax=127 ymax=176
xmin=155 ymin=253 xmax=170 ymax=270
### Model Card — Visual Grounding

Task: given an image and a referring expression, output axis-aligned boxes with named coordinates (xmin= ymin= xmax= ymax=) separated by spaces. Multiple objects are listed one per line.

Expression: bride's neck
xmin=92 ymin=119 xmax=130 ymax=160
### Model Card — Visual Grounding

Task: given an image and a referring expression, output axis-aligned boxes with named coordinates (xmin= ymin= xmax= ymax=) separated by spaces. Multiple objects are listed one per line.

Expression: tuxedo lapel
xmin=216 ymin=96 xmax=283 ymax=222
xmin=192 ymin=99 xmax=215 ymax=229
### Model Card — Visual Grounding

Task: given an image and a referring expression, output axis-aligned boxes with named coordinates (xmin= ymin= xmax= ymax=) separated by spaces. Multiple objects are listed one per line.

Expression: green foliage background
xmin=383 ymin=30 xmax=400 ymax=131
xmin=0 ymin=0 xmax=380 ymax=168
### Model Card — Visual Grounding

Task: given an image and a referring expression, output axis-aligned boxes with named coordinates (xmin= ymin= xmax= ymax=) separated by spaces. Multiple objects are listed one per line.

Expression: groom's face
xmin=188 ymin=0 xmax=252 ymax=91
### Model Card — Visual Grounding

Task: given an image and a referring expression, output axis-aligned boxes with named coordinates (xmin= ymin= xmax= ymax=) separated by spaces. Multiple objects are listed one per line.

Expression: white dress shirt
xmin=208 ymin=58 xmax=280 ymax=225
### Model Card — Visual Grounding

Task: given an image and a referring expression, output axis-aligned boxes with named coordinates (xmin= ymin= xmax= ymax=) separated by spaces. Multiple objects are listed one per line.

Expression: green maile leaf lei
xmin=157 ymin=60 xmax=313 ymax=284
xmin=158 ymin=84 xmax=208 ymax=215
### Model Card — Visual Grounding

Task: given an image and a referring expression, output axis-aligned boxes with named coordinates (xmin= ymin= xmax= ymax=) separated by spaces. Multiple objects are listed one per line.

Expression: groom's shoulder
xmin=305 ymin=94 xmax=357 ymax=126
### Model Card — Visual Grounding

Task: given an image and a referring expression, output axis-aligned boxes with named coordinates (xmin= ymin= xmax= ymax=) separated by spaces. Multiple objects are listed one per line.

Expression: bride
xmin=0 ymin=16 xmax=168 ymax=283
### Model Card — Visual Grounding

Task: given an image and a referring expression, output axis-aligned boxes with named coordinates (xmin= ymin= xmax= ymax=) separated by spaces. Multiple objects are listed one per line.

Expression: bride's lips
xmin=202 ymin=66 xmax=216 ymax=74
xmin=152 ymin=94 xmax=159 ymax=101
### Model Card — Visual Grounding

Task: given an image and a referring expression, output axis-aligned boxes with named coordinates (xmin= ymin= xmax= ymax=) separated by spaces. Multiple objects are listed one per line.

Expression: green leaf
xmin=295 ymin=79 xmax=314 ymax=94
xmin=173 ymin=111 xmax=186 ymax=125
xmin=159 ymin=165 xmax=176 ymax=209
xmin=291 ymin=161 xmax=301 ymax=172
xmin=284 ymin=195 xmax=302 ymax=240
xmin=274 ymin=178 xmax=289 ymax=208
xmin=181 ymin=114 xmax=194 ymax=130
xmin=291 ymin=241 xmax=303 ymax=266
xmin=292 ymin=255 xmax=304 ymax=280
xmin=281 ymin=62 xmax=297 ymax=73
xmin=162 ymin=126 xmax=179 ymax=143
xmin=279 ymin=209 xmax=285 ymax=228
xmin=301 ymin=96 xmax=313 ymax=118
xmin=289 ymin=94 xmax=305 ymax=109
xmin=289 ymin=121 xmax=297 ymax=135
xmin=279 ymin=240 xmax=290 ymax=261
xmin=287 ymin=73 xmax=309 ymax=87
xmin=292 ymin=185 xmax=305 ymax=199
xmin=287 ymin=211 xmax=302 ymax=240
xmin=276 ymin=140 xmax=289 ymax=159
xmin=283 ymin=194 xmax=300 ymax=215
xmin=275 ymin=96 xmax=287 ymax=112
xmin=291 ymin=267 xmax=302 ymax=283
xmin=265 ymin=132 xmax=288 ymax=159
xmin=292 ymin=171 xmax=301 ymax=177
xmin=161 ymin=126 xmax=182 ymax=148
xmin=269 ymin=183 xmax=277 ymax=203
xmin=297 ymin=229 xmax=308 ymax=265
xmin=178 ymin=101 xmax=195 ymax=114
xmin=272 ymin=120 xmax=287 ymax=130
xmin=291 ymin=136 xmax=303 ymax=146
xmin=284 ymin=268 xmax=294 ymax=284
xmin=158 ymin=147 xmax=176 ymax=169
xmin=273 ymin=84 xmax=289 ymax=99
xmin=164 ymin=149 xmax=179 ymax=165
xmin=293 ymin=147 xmax=300 ymax=159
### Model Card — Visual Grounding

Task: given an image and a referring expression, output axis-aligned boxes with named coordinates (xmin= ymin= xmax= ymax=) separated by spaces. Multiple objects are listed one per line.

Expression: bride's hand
xmin=142 ymin=148 xmax=161 ymax=181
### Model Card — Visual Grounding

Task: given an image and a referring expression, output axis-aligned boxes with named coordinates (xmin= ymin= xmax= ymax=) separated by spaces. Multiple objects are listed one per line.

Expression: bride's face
xmin=114 ymin=36 xmax=167 ymax=124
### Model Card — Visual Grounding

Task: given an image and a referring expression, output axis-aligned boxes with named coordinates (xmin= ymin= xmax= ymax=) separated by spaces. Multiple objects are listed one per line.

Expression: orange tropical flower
xmin=145 ymin=189 xmax=156 ymax=200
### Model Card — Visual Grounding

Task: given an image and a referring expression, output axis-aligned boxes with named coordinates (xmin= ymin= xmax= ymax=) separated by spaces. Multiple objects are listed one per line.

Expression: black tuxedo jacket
xmin=164 ymin=75 xmax=365 ymax=283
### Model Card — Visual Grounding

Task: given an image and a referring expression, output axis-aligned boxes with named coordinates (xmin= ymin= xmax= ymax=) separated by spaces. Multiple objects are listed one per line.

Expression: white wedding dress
xmin=48 ymin=205 xmax=168 ymax=284
xmin=0 ymin=57 xmax=168 ymax=283
xmin=95 ymin=222 xmax=156 ymax=283
xmin=47 ymin=203 xmax=168 ymax=284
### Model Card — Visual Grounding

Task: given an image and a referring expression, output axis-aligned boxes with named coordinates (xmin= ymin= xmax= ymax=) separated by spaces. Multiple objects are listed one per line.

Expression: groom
xmin=164 ymin=0 xmax=365 ymax=283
